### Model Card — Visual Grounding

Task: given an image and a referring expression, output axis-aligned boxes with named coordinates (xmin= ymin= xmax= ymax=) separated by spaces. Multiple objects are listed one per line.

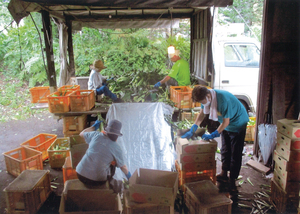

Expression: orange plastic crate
xmin=69 ymin=90 xmax=95 ymax=112
xmin=47 ymin=91 xmax=72 ymax=113
xmin=3 ymin=147 xmax=43 ymax=177
xmin=175 ymin=160 xmax=216 ymax=188
xmin=170 ymin=86 xmax=193 ymax=109
xmin=62 ymin=157 xmax=78 ymax=183
xmin=58 ymin=85 xmax=80 ymax=93
xmin=48 ymin=138 xmax=70 ymax=169
xmin=63 ymin=115 xmax=87 ymax=137
xmin=29 ymin=86 xmax=50 ymax=103
xmin=20 ymin=133 xmax=57 ymax=161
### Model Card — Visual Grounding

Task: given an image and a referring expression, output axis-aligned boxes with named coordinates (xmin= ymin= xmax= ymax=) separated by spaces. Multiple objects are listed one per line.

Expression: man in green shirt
xmin=154 ymin=50 xmax=191 ymax=87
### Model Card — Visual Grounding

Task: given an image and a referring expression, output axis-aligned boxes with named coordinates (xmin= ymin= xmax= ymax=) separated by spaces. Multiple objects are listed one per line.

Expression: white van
xmin=212 ymin=37 xmax=261 ymax=115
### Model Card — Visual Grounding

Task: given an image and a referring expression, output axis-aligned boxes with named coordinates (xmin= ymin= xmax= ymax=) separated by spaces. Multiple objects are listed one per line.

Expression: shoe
xmin=216 ymin=174 xmax=229 ymax=183
xmin=229 ymin=179 xmax=238 ymax=196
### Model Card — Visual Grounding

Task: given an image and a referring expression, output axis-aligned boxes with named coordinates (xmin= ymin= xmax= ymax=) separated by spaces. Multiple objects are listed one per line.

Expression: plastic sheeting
xmin=106 ymin=102 xmax=175 ymax=180
xmin=258 ymin=124 xmax=277 ymax=165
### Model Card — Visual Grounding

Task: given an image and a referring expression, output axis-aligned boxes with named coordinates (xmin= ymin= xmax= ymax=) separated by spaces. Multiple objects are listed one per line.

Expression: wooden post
xmin=66 ymin=17 xmax=75 ymax=77
xmin=41 ymin=10 xmax=57 ymax=89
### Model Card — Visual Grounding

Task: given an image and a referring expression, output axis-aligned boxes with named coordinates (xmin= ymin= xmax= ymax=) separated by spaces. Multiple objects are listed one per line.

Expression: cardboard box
xmin=184 ymin=180 xmax=232 ymax=214
xmin=177 ymin=152 xmax=215 ymax=164
xmin=123 ymin=190 xmax=174 ymax=214
xmin=178 ymin=160 xmax=216 ymax=172
xmin=273 ymin=150 xmax=300 ymax=172
xmin=276 ymin=142 xmax=300 ymax=162
xmin=59 ymin=190 xmax=122 ymax=214
xmin=69 ymin=135 xmax=88 ymax=169
xmin=277 ymin=119 xmax=300 ymax=139
xmin=275 ymin=162 xmax=300 ymax=182
xmin=274 ymin=169 xmax=300 ymax=196
xmin=177 ymin=138 xmax=217 ymax=155
xmin=4 ymin=170 xmax=51 ymax=214
xmin=277 ymin=132 xmax=300 ymax=151
xmin=129 ymin=168 xmax=178 ymax=206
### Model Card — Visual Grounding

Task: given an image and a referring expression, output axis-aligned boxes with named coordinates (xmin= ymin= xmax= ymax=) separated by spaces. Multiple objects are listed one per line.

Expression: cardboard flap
xmin=129 ymin=169 xmax=139 ymax=185
xmin=138 ymin=168 xmax=178 ymax=187
xmin=65 ymin=190 xmax=120 ymax=212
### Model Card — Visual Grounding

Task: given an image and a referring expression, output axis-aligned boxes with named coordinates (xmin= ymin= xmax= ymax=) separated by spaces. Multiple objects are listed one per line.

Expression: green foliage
xmin=218 ymin=0 xmax=264 ymax=41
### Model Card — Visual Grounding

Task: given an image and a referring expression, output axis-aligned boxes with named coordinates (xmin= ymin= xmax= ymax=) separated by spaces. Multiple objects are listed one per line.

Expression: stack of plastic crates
xmin=175 ymin=137 xmax=218 ymax=189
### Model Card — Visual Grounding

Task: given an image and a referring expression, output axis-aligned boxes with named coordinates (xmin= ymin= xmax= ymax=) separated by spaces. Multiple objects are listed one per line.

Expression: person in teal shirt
xmin=181 ymin=86 xmax=249 ymax=195
xmin=154 ymin=50 xmax=191 ymax=87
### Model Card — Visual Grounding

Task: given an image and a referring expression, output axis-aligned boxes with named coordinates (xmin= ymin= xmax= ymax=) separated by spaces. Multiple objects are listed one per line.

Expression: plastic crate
xmin=63 ymin=157 xmax=78 ymax=183
xmin=184 ymin=180 xmax=232 ymax=214
xmin=47 ymin=91 xmax=73 ymax=113
xmin=58 ymin=85 xmax=80 ymax=93
xmin=175 ymin=160 xmax=216 ymax=188
xmin=3 ymin=147 xmax=43 ymax=177
xmin=47 ymin=138 xmax=70 ymax=168
xmin=63 ymin=115 xmax=87 ymax=137
xmin=170 ymin=86 xmax=193 ymax=109
xmin=180 ymin=112 xmax=200 ymax=122
xmin=69 ymin=90 xmax=95 ymax=112
xmin=29 ymin=86 xmax=51 ymax=103
xmin=270 ymin=179 xmax=299 ymax=214
xmin=3 ymin=170 xmax=52 ymax=214
xmin=20 ymin=133 xmax=57 ymax=161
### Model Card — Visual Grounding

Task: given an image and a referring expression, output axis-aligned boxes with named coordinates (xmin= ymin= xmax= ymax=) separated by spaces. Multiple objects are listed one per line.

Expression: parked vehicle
xmin=212 ymin=37 xmax=261 ymax=115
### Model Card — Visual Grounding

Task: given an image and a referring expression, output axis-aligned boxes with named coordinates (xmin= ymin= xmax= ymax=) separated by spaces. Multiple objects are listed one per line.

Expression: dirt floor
xmin=0 ymin=110 xmax=282 ymax=214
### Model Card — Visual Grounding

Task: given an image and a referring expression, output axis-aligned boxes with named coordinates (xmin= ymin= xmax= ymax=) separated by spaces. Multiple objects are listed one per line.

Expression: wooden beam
xmin=66 ymin=17 xmax=75 ymax=77
xmin=41 ymin=10 xmax=57 ymax=88
xmin=246 ymin=159 xmax=270 ymax=174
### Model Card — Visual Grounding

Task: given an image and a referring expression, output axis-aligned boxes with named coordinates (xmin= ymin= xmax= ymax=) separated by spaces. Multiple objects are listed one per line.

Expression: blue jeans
xmin=96 ymin=86 xmax=117 ymax=100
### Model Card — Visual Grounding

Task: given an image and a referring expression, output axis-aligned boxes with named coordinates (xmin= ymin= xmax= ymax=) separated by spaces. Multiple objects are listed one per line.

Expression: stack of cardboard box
xmin=271 ymin=119 xmax=300 ymax=213
xmin=124 ymin=168 xmax=178 ymax=214
xmin=175 ymin=137 xmax=218 ymax=187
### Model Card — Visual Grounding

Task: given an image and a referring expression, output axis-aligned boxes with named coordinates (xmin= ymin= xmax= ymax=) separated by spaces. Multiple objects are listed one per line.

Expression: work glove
xmin=154 ymin=82 xmax=161 ymax=88
xmin=126 ymin=171 xmax=132 ymax=180
xmin=181 ymin=124 xmax=198 ymax=139
xmin=102 ymin=82 xmax=108 ymax=87
xmin=202 ymin=130 xmax=220 ymax=140
xmin=107 ymin=77 xmax=114 ymax=81
xmin=92 ymin=120 xmax=102 ymax=131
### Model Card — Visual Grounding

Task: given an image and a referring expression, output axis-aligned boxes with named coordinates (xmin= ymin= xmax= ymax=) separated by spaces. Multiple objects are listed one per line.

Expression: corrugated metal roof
xmin=8 ymin=0 xmax=233 ymax=28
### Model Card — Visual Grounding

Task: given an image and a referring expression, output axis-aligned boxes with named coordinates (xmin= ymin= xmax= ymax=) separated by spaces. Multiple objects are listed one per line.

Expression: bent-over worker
xmin=154 ymin=50 xmax=191 ymax=88
xmin=76 ymin=119 xmax=131 ymax=187
xmin=181 ymin=86 xmax=249 ymax=194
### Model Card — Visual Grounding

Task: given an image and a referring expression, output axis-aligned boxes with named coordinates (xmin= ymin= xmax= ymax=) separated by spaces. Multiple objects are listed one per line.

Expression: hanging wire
xmin=0 ymin=20 xmax=14 ymax=34
xmin=30 ymin=13 xmax=48 ymax=74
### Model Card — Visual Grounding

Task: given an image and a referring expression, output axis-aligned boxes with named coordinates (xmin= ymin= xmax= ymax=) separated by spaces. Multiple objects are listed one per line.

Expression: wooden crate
xmin=184 ymin=180 xmax=232 ymax=214
xmin=47 ymin=91 xmax=72 ymax=113
xmin=47 ymin=138 xmax=70 ymax=168
xmin=180 ymin=112 xmax=200 ymax=122
xmin=3 ymin=147 xmax=43 ymax=177
xmin=245 ymin=125 xmax=255 ymax=142
xmin=270 ymin=179 xmax=299 ymax=214
xmin=20 ymin=133 xmax=57 ymax=161
xmin=63 ymin=115 xmax=87 ymax=137
xmin=4 ymin=170 xmax=51 ymax=214
xmin=29 ymin=86 xmax=50 ymax=103
xmin=175 ymin=160 xmax=216 ymax=188
xmin=69 ymin=90 xmax=95 ymax=112
xmin=63 ymin=157 xmax=78 ymax=183
xmin=170 ymin=86 xmax=193 ymax=109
